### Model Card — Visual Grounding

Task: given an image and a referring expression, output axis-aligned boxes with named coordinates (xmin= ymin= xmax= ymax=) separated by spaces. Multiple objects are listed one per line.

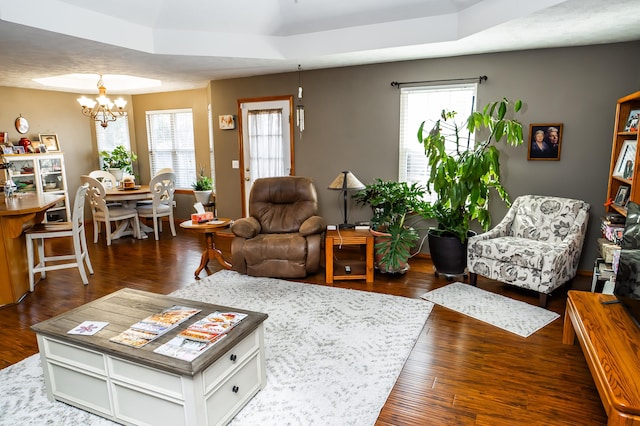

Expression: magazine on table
xmin=153 ymin=311 xmax=247 ymax=360
xmin=109 ymin=305 xmax=201 ymax=348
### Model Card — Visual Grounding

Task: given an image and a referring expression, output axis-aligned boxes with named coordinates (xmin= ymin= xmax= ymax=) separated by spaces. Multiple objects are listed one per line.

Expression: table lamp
xmin=328 ymin=170 xmax=365 ymax=228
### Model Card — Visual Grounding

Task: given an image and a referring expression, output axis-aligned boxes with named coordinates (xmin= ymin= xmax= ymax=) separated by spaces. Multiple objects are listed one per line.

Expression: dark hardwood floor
xmin=0 ymin=225 xmax=607 ymax=425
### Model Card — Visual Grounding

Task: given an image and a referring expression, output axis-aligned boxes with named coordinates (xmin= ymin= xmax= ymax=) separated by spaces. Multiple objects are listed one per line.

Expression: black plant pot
xmin=428 ymin=230 xmax=474 ymax=277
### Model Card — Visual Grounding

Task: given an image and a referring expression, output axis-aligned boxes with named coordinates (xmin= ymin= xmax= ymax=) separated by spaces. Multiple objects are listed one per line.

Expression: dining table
xmin=104 ymin=184 xmax=154 ymax=240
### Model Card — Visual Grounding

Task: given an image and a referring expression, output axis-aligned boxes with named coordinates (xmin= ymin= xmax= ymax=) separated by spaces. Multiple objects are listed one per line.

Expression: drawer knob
xmin=230 ymin=354 xmax=237 ymax=362
xmin=232 ymin=385 xmax=239 ymax=393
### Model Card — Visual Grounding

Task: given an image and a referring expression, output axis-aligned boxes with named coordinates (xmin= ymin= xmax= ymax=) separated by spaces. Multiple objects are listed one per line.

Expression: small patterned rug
xmin=0 ymin=270 xmax=433 ymax=426
xmin=421 ymin=282 xmax=559 ymax=337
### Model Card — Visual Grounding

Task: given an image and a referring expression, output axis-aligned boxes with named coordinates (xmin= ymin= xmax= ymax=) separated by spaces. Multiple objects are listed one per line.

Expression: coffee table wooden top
xmin=31 ymin=288 xmax=268 ymax=376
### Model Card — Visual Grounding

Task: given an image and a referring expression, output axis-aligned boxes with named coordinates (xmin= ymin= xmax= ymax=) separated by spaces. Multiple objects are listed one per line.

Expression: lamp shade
xmin=328 ymin=171 xmax=365 ymax=190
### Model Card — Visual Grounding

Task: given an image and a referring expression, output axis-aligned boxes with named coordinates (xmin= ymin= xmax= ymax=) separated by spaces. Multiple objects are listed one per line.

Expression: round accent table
xmin=180 ymin=218 xmax=233 ymax=279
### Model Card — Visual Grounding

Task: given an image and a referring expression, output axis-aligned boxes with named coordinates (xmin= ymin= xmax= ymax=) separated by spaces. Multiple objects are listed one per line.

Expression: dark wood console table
xmin=563 ymin=290 xmax=640 ymax=425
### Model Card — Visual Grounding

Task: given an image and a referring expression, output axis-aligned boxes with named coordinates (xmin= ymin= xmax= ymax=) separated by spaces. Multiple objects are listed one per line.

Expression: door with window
xmin=239 ymin=96 xmax=294 ymax=216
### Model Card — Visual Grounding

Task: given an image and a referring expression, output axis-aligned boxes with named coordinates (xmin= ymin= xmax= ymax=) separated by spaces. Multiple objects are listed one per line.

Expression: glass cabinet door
xmin=8 ymin=158 xmax=37 ymax=193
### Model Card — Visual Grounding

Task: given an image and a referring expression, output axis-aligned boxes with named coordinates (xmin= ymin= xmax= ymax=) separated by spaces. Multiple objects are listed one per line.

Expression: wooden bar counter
xmin=0 ymin=192 xmax=65 ymax=306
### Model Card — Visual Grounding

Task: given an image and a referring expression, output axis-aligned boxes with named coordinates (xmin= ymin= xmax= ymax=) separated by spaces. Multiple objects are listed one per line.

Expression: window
xmin=398 ymin=84 xmax=477 ymax=202
xmin=95 ymin=113 xmax=131 ymax=154
xmin=146 ymin=109 xmax=195 ymax=189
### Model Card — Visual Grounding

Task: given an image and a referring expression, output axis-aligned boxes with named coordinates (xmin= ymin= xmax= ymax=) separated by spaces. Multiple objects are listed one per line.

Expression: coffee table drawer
xmin=110 ymin=357 xmax=184 ymax=399
xmin=203 ymin=327 xmax=261 ymax=392
xmin=42 ymin=337 xmax=106 ymax=374
xmin=205 ymin=353 xmax=263 ymax=426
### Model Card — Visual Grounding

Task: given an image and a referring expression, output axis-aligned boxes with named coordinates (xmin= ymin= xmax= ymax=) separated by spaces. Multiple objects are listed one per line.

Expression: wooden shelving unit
xmin=606 ymin=91 xmax=640 ymax=216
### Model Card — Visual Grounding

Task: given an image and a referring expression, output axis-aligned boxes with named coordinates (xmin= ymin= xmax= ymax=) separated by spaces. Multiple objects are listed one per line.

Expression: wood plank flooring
xmin=0 ymin=225 xmax=608 ymax=425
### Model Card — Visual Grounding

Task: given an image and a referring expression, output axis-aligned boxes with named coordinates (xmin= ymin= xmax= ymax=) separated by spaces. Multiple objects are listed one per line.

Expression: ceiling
xmin=1 ymin=0 xmax=639 ymax=95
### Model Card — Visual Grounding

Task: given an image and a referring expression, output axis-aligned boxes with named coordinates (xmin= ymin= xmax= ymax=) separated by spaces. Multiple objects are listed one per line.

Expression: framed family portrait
xmin=39 ymin=133 xmax=60 ymax=152
xmin=527 ymin=123 xmax=563 ymax=161
xmin=613 ymin=140 xmax=637 ymax=179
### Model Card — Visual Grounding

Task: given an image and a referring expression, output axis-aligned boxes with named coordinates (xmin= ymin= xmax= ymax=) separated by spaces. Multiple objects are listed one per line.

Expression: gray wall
xmin=210 ymin=41 xmax=640 ymax=271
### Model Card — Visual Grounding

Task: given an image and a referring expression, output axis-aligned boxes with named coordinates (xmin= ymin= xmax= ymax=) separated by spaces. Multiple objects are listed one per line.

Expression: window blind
xmin=398 ymin=84 xmax=477 ymax=202
xmin=145 ymin=109 xmax=196 ymax=189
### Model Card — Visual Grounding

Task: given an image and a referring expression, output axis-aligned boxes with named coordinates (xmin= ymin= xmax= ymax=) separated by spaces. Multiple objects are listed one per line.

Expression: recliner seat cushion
xmin=243 ymin=234 xmax=307 ymax=277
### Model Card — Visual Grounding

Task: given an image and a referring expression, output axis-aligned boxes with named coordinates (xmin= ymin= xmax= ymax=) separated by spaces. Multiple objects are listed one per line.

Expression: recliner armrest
xmin=299 ymin=216 xmax=326 ymax=236
xmin=231 ymin=217 xmax=261 ymax=238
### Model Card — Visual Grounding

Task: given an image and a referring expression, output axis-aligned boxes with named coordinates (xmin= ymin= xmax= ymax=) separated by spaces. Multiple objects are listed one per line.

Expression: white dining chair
xmin=81 ymin=175 xmax=141 ymax=246
xmin=136 ymin=168 xmax=175 ymax=208
xmin=89 ymin=170 xmax=121 ymax=207
xmin=136 ymin=172 xmax=176 ymax=240
xmin=25 ymin=183 xmax=94 ymax=291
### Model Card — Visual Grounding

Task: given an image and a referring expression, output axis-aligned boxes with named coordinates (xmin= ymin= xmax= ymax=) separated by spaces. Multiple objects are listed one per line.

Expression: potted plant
xmin=99 ymin=145 xmax=137 ymax=182
xmin=417 ymin=98 xmax=525 ymax=276
xmin=353 ymin=179 xmax=428 ymax=273
xmin=192 ymin=168 xmax=214 ymax=205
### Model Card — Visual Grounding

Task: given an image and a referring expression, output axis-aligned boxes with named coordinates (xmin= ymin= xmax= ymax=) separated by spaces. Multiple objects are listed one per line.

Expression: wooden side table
xmin=325 ymin=229 xmax=374 ymax=283
xmin=180 ymin=218 xmax=233 ymax=279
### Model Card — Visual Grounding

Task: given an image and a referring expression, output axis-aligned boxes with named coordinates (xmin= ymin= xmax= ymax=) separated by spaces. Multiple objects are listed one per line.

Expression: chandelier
xmin=77 ymin=75 xmax=127 ymax=128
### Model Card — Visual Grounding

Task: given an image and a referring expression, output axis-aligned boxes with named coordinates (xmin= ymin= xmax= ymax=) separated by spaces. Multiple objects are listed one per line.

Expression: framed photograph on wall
xmin=39 ymin=133 xmax=60 ymax=152
xmin=527 ymin=123 xmax=563 ymax=161
xmin=218 ymin=115 xmax=235 ymax=130
xmin=613 ymin=140 xmax=637 ymax=179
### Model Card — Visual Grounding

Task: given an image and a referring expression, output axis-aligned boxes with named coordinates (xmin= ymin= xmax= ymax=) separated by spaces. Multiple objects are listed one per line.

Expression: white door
xmin=239 ymin=96 xmax=294 ymax=216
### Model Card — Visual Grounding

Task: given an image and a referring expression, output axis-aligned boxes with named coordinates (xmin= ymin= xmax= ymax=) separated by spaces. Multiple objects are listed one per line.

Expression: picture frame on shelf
xmin=615 ymin=185 xmax=630 ymax=206
xmin=2 ymin=146 xmax=14 ymax=155
xmin=0 ymin=132 xmax=7 ymax=144
xmin=39 ymin=133 xmax=60 ymax=152
xmin=624 ymin=109 xmax=640 ymax=132
xmin=13 ymin=146 xmax=25 ymax=154
xmin=527 ymin=123 xmax=563 ymax=160
xmin=613 ymin=140 xmax=637 ymax=179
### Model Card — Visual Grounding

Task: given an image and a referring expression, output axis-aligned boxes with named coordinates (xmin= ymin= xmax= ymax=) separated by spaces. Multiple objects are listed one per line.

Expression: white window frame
xmin=145 ymin=108 xmax=196 ymax=189
xmin=398 ymin=83 xmax=477 ymax=202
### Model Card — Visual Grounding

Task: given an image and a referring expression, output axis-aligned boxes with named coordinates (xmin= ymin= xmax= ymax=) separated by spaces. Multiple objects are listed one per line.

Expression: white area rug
xmin=0 ymin=270 xmax=432 ymax=426
xmin=421 ymin=282 xmax=559 ymax=338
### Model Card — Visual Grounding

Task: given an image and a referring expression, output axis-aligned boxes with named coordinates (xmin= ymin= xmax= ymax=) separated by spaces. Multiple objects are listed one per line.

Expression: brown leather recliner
xmin=231 ymin=176 xmax=326 ymax=278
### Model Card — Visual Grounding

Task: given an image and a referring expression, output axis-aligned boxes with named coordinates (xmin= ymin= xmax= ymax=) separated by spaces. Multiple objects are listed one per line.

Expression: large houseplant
xmin=99 ymin=145 xmax=137 ymax=180
xmin=417 ymin=98 xmax=525 ymax=275
xmin=353 ymin=179 xmax=428 ymax=273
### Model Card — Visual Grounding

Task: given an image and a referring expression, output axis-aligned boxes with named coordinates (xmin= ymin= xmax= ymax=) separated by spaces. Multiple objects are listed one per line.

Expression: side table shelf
xmin=325 ymin=229 xmax=374 ymax=283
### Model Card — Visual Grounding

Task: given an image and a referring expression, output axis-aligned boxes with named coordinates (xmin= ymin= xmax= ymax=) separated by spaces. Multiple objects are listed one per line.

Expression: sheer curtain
xmin=247 ymin=108 xmax=285 ymax=178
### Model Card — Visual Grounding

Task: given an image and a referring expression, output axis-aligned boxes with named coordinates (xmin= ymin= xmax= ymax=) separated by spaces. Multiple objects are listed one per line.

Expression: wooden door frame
xmin=236 ymin=95 xmax=295 ymax=216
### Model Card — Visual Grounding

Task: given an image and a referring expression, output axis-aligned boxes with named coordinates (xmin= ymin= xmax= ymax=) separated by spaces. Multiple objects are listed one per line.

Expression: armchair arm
xmin=299 ymin=216 xmax=326 ymax=236
xmin=469 ymin=199 xmax=521 ymax=243
xmin=231 ymin=217 xmax=261 ymax=239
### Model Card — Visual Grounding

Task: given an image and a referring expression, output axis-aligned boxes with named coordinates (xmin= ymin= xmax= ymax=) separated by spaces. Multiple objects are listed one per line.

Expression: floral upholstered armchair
xmin=467 ymin=195 xmax=590 ymax=307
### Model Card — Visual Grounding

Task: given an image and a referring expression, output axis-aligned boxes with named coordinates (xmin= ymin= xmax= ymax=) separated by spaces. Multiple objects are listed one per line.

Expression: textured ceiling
xmin=0 ymin=0 xmax=639 ymax=94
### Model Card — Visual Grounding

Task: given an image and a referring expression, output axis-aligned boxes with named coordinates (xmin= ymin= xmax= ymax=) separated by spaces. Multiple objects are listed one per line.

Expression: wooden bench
xmin=563 ymin=290 xmax=640 ymax=425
